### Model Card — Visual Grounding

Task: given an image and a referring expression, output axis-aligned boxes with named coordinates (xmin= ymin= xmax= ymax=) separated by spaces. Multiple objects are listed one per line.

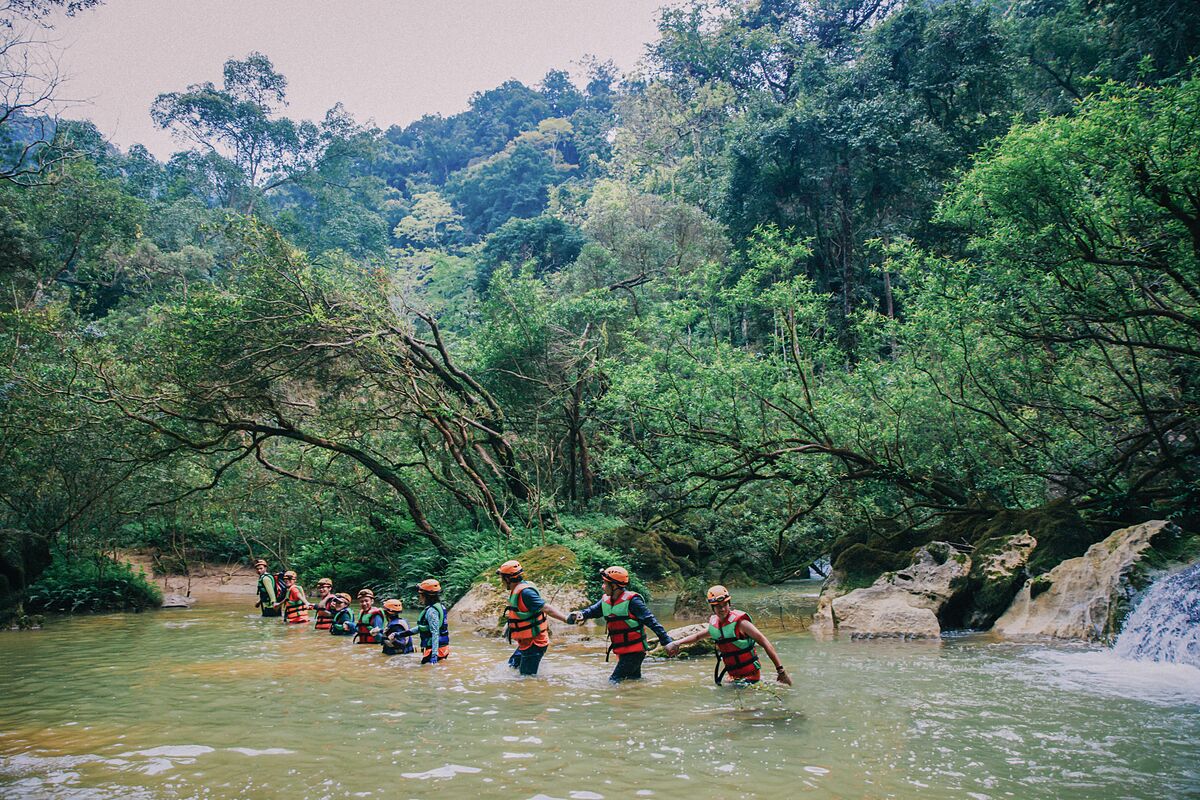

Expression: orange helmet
xmin=382 ymin=599 xmax=403 ymax=613
xmin=316 ymin=577 xmax=333 ymax=587
xmin=418 ymin=579 xmax=442 ymax=593
xmin=253 ymin=559 xmax=267 ymax=568
xmin=599 ymin=566 xmax=630 ymax=586
xmin=333 ymin=593 xmax=352 ymax=605
xmin=357 ymin=588 xmax=375 ymax=599
xmin=497 ymin=560 xmax=523 ymax=578
xmin=282 ymin=570 xmax=297 ymax=580
xmin=706 ymin=585 xmax=731 ymax=604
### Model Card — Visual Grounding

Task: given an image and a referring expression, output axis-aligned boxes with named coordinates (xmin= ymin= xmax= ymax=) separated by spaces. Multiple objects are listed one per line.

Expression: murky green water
xmin=2 ymin=583 xmax=1198 ymax=799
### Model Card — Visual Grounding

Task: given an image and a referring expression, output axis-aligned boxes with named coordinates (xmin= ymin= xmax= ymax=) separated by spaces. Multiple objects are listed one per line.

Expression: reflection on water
xmin=0 ymin=583 xmax=1197 ymax=800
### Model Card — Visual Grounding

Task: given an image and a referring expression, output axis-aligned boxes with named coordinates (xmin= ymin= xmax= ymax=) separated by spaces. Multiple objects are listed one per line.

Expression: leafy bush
xmin=26 ymin=553 xmax=162 ymax=613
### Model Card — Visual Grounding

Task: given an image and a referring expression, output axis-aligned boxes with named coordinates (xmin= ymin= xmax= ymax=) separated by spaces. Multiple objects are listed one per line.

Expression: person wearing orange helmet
xmin=665 ymin=585 xmax=792 ymax=686
xmin=497 ymin=559 xmax=571 ymax=676
xmin=252 ymin=559 xmax=281 ymax=618
xmin=380 ymin=599 xmax=414 ymax=655
xmin=353 ymin=589 xmax=386 ymax=645
xmin=566 ymin=566 xmax=673 ymax=682
xmin=416 ymin=579 xmax=450 ymax=664
xmin=281 ymin=571 xmax=310 ymax=625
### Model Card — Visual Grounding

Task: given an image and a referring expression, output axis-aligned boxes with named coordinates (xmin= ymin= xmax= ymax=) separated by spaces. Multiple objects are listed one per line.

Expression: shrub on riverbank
xmin=26 ymin=554 xmax=162 ymax=613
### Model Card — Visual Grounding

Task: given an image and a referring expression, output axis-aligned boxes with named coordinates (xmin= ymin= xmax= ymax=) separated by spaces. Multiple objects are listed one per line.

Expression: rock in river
xmin=993 ymin=520 xmax=1185 ymax=642
xmin=446 ymin=544 xmax=590 ymax=639
xmin=811 ymin=542 xmax=971 ymax=639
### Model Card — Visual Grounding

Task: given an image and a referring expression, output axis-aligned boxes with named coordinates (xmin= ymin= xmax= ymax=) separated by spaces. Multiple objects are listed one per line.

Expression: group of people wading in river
xmin=254 ymin=557 xmax=792 ymax=686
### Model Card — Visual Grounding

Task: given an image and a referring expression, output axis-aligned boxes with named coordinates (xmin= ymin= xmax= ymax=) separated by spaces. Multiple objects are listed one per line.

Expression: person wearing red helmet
xmin=566 ymin=566 xmax=673 ymax=682
xmin=665 ymin=585 xmax=792 ymax=686
xmin=498 ymin=560 xmax=571 ymax=676
xmin=416 ymin=579 xmax=450 ymax=664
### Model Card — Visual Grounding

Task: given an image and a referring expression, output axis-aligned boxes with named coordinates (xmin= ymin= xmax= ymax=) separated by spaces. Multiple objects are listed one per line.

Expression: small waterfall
xmin=1113 ymin=562 xmax=1200 ymax=668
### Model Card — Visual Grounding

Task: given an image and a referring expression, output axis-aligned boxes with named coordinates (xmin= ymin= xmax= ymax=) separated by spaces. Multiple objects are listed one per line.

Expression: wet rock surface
xmin=812 ymin=542 xmax=971 ymax=639
xmin=960 ymin=531 xmax=1038 ymax=629
xmin=994 ymin=520 xmax=1184 ymax=642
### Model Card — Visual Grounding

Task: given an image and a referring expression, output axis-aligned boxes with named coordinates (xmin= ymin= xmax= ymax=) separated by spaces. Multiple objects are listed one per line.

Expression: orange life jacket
xmin=284 ymin=585 xmax=310 ymax=625
xmin=313 ymin=596 xmax=333 ymax=631
xmin=505 ymin=581 xmax=547 ymax=646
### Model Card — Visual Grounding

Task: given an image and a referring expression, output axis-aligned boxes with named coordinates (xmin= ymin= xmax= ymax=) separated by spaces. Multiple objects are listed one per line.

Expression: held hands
xmin=663 ymin=641 xmax=680 ymax=657
xmin=565 ymin=611 xmax=584 ymax=625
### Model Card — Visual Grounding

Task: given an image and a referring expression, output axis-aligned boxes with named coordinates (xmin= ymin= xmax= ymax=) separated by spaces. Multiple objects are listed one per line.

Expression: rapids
xmin=1 ymin=582 xmax=1197 ymax=799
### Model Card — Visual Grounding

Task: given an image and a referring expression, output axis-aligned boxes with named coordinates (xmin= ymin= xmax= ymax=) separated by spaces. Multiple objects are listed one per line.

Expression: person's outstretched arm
xmin=629 ymin=596 xmax=672 ymax=646
xmin=664 ymin=627 xmax=708 ymax=655
xmin=739 ymin=620 xmax=792 ymax=685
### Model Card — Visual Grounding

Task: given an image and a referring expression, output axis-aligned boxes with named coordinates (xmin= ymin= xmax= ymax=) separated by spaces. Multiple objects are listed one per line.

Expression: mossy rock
xmin=672 ymin=580 xmax=711 ymax=621
xmin=832 ymin=544 xmax=914 ymax=590
xmin=450 ymin=545 xmax=589 ymax=639
xmin=957 ymin=532 xmax=1038 ymax=629
xmin=600 ymin=527 xmax=699 ymax=579
xmin=474 ymin=544 xmax=579 ymax=589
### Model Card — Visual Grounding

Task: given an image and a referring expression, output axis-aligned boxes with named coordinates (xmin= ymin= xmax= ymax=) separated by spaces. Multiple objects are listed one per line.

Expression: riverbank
xmin=116 ymin=550 xmax=258 ymax=601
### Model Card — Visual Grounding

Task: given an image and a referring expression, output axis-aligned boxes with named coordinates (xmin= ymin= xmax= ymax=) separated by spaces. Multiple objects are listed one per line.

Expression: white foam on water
xmin=1025 ymin=648 xmax=1200 ymax=706
xmin=122 ymin=746 xmax=215 ymax=758
xmin=400 ymin=763 xmax=482 ymax=779
xmin=569 ymin=792 xmax=605 ymax=799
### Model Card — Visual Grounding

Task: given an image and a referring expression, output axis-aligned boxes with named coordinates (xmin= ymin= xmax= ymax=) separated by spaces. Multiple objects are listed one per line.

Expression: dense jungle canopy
xmin=1 ymin=0 xmax=1197 ymax=610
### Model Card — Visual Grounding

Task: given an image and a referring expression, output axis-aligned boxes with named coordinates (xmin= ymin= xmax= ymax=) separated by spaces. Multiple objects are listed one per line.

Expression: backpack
xmin=273 ymin=573 xmax=288 ymax=601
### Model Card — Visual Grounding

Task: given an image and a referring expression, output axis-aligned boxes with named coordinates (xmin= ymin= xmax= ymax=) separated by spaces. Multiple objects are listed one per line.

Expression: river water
xmin=1 ymin=582 xmax=1197 ymax=799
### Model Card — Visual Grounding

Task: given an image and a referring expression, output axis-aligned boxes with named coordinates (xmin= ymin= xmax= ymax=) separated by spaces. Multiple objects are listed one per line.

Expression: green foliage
xmin=4 ymin=1 xmax=1200 ymax=612
xmin=26 ymin=553 xmax=162 ymax=613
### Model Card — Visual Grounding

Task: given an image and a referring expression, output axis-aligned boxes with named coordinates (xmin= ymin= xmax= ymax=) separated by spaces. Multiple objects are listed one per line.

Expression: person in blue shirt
xmin=380 ymin=599 xmax=414 ymax=655
xmin=498 ymin=560 xmax=571 ymax=676
xmin=567 ymin=566 xmax=672 ymax=682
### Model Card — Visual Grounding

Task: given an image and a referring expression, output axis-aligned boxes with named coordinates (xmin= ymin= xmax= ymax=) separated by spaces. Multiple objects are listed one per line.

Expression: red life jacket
xmin=708 ymin=609 xmax=760 ymax=682
xmin=284 ymin=585 xmax=310 ymax=625
xmin=602 ymin=590 xmax=646 ymax=655
xmin=313 ymin=597 xmax=333 ymax=631
xmin=356 ymin=607 xmax=384 ymax=644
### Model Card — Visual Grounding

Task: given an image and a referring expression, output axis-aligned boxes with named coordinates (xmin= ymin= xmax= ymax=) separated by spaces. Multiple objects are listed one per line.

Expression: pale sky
xmin=49 ymin=0 xmax=669 ymax=159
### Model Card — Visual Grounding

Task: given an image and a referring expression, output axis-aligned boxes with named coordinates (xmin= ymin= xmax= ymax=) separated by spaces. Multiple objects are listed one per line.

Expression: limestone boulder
xmin=160 ymin=594 xmax=195 ymax=609
xmin=446 ymin=544 xmax=590 ymax=639
xmin=994 ymin=520 xmax=1183 ymax=642
xmin=961 ymin=532 xmax=1038 ymax=629
xmin=811 ymin=542 xmax=971 ymax=639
